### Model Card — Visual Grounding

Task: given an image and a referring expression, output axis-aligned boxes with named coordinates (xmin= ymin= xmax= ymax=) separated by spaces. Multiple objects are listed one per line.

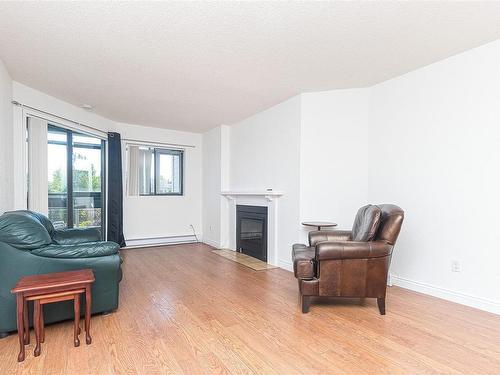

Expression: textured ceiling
xmin=1 ymin=2 xmax=500 ymax=132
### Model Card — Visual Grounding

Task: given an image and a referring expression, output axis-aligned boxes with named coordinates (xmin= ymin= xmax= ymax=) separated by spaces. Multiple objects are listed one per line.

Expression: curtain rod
xmin=12 ymin=100 xmax=108 ymax=137
xmin=123 ymin=138 xmax=196 ymax=149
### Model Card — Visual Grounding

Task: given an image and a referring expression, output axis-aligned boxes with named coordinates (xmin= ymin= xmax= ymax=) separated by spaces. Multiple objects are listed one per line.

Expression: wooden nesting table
xmin=11 ymin=269 xmax=95 ymax=362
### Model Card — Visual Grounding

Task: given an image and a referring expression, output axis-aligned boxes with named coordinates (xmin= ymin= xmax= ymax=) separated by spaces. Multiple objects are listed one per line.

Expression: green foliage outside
xmin=48 ymin=156 xmax=100 ymax=193
xmin=48 ymin=169 xmax=66 ymax=193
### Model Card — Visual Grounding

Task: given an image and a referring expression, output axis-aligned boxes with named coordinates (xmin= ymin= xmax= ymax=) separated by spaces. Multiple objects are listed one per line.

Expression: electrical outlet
xmin=451 ymin=260 xmax=462 ymax=273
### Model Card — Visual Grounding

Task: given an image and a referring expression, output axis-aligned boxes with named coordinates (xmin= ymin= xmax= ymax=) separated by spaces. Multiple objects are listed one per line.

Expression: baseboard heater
xmin=124 ymin=235 xmax=198 ymax=249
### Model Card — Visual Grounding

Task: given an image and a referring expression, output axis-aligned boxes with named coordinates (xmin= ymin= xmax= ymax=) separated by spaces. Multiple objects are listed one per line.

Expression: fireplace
xmin=236 ymin=205 xmax=268 ymax=262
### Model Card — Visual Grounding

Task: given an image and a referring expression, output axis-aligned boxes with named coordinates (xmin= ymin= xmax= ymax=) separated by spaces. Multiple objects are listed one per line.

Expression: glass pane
xmin=74 ymin=195 xmax=102 ymax=228
xmin=73 ymin=134 xmax=102 ymax=146
xmin=48 ymin=144 xmax=67 ymax=193
xmin=139 ymin=147 xmax=155 ymax=195
xmin=48 ymin=195 xmax=68 ymax=229
xmin=48 ymin=134 xmax=68 ymax=228
xmin=73 ymin=147 xmax=102 ymax=192
xmin=156 ymin=151 xmax=182 ymax=194
xmin=72 ymin=131 xmax=103 ymax=229
xmin=48 ymin=128 xmax=67 ymax=143
xmin=47 ymin=125 xmax=104 ymax=232
xmin=241 ymin=219 xmax=263 ymax=240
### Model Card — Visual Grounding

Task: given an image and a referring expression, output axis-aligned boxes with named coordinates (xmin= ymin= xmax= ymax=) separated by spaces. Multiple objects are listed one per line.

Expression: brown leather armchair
xmin=293 ymin=204 xmax=404 ymax=314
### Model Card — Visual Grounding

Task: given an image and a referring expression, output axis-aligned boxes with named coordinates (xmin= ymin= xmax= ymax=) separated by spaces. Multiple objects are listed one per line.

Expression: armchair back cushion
xmin=351 ymin=205 xmax=382 ymax=241
xmin=0 ymin=213 xmax=52 ymax=250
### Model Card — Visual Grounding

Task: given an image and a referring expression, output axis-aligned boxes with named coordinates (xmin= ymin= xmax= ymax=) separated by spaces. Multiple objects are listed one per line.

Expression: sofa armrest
xmin=53 ymin=228 xmax=101 ymax=245
xmin=309 ymin=230 xmax=352 ymax=246
xmin=315 ymin=241 xmax=392 ymax=261
xmin=30 ymin=242 xmax=119 ymax=259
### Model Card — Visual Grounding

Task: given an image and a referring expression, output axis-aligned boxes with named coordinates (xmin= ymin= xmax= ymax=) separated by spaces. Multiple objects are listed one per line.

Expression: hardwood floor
xmin=1 ymin=243 xmax=500 ymax=374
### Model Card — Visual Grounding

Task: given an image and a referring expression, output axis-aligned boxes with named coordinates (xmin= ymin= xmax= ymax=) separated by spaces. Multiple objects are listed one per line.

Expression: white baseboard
xmin=202 ymin=238 xmax=221 ymax=249
xmin=391 ymin=273 xmax=500 ymax=315
xmin=278 ymin=259 xmax=293 ymax=272
xmin=125 ymin=235 xmax=198 ymax=248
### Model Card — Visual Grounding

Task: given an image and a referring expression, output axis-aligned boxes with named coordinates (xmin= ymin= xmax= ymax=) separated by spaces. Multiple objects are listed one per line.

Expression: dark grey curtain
xmin=107 ymin=132 xmax=126 ymax=247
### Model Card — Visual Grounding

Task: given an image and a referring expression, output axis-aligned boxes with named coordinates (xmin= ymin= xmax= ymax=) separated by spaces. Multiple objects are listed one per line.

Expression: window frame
xmin=47 ymin=124 xmax=106 ymax=236
xmin=138 ymin=147 xmax=184 ymax=196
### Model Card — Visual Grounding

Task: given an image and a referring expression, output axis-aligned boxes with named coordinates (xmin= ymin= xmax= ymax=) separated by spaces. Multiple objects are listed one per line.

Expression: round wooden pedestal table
xmin=301 ymin=221 xmax=338 ymax=231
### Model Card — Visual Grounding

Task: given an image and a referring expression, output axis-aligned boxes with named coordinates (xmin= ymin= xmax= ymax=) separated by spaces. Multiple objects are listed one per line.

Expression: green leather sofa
xmin=0 ymin=210 xmax=122 ymax=336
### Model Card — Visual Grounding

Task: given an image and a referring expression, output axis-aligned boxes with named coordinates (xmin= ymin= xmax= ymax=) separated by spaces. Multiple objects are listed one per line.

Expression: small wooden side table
xmin=11 ymin=269 xmax=95 ymax=362
xmin=301 ymin=221 xmax=338 ymax=231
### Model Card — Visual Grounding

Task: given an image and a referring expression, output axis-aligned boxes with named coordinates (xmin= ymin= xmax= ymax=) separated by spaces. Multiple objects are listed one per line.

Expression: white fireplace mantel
xmin=221 ymin=190 xmax=284 ymax=202
xmin=220 ymin=191 xmax=284 ymax=266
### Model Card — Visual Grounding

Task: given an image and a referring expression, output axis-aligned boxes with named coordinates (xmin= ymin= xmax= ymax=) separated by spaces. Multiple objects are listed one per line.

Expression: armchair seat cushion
xmin=31 ymin=241 xmax=120 ymax=259
xmin=292 ymin=244 xmax=316 ymax=279
xmin=309 ymin=230 xmax=352 ymax=246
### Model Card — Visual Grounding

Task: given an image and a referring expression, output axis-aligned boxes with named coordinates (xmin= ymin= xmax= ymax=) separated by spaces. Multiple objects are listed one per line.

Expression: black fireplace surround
xmin=236 ymin=205 xmax=268 ymax=262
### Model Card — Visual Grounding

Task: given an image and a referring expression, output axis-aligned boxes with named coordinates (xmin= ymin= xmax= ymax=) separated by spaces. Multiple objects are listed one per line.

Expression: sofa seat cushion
xmin=52 ymin=227 xmax=102 ymax=245
xmin=292 ymin=243 xmax=316 ymax=279
xmin=31 ymin=241 xmax=120 ymax=258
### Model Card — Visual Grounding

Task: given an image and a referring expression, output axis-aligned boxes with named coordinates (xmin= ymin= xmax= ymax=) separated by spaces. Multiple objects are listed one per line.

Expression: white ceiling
xmin=1 ymin=2 xmax=500 ymax=133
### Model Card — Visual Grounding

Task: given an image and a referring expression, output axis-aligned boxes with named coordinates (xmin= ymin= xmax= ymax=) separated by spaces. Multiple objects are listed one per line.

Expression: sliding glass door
xmin=47 ymin=125 xmax=105 ymax=234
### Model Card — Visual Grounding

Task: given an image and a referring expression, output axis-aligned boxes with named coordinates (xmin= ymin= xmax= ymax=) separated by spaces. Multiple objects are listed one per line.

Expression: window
xmin=47 ymin=125 xmax=105 ymax=233
xmin=128 ymin=145 xmax=183 ymax=196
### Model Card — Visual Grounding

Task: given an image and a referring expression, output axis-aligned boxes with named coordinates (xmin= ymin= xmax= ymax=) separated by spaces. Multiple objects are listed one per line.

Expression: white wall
xmin=0 ymin=59 xmax=13 ymax=214
xmin=229 ymin=96 xmax=302 ymax=268
xmin=300 ymin=89 xmax=370 ymax=243
xmin=11 ymin=83 xmax=203 ymax=244
xmin=114 ymin=122 xmax=203 ymax=241
xmin=202 ymin=126 xmax=222 ymax=247
xmin=370 ymin=39 xmax=500 ymax=313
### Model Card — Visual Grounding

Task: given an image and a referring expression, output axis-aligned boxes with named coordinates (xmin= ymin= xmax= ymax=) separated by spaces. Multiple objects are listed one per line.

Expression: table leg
xmin=33 ymin=300 xmax=41 ymax=357
xmin=40 ymin=306 xmax=45 ymax=343
xmin=85 ymin=285 xmax=92 ymax=345
xmin=16 ymin=294 xmax=25 ymax=362
xmin=23 ymin=299 xmax=29 ymax=345
xmin=74 ymin=294 xmax=80 ymax=347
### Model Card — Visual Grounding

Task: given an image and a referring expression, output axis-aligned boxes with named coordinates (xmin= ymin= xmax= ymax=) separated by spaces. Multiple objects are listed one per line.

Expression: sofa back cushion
xmin=0 ymin=212 xmax=52 ymax=249
xmin=5 ymin=210 xmax=56 ymax=238
xmin=351 ymin=205 xmax=382 ymax=242
xmin=52 ymin=227 xmax=102 ymax=245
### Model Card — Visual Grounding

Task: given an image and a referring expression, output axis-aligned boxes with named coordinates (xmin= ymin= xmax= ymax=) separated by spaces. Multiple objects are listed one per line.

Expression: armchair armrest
xmin=315 ymin=241 xmax=392 ymax=261
xmin=30 ymin=242 xmax=119 ymax=259
xmin=53 ymin=227 xmax=101 ymax=245
xmin=309 ymin=230 xmax=352 ymax=246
